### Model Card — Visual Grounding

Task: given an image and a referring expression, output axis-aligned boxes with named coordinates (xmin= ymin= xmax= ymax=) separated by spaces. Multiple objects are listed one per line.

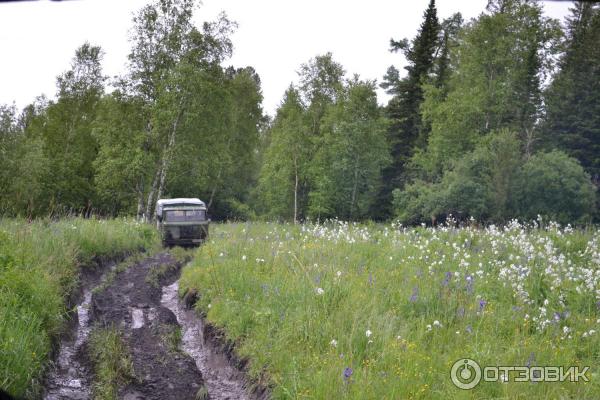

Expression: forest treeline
xmin=0 ymin=0 xmax=598 ymax=224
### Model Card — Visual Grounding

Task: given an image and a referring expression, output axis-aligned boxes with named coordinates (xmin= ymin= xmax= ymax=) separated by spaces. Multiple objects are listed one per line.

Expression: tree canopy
xmin=0 ymin=0 xmax=596 ymax=224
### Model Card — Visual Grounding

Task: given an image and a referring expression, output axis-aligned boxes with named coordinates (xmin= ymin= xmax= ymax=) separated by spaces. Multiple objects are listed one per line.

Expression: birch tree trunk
xmin=153 ymin=105 xmax=185 ymax=218
xmin=145 ymin=167 xmax=161 ymax=222
xmin=293 ymin=154 xmax=298 ymax=224
xmin=207 ymin=167 xmax=222 ymax=211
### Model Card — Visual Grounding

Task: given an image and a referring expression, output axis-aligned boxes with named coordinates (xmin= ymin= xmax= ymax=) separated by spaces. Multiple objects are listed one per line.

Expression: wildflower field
xmin=180 ymin=220 xmax=600 ymax=399
xmin=0 ymin=218 xmax=157 ymax=398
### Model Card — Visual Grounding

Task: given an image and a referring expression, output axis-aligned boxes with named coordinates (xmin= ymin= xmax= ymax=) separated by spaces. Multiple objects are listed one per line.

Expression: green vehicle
xmin=156 ymin=198 xmax=209 ymax=247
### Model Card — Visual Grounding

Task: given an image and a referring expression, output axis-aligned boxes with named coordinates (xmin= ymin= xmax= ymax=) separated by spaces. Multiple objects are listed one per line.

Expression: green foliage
xmin=391 ymin=1 xmax=592 ymax=225
xmin=420 ymin=0 xmax=561 ymax=172
xmin=257 ymin=59 xmax=390 ymax=222
xmin=542 ymin=2 xmax=600 ymax=181
xmin=378 ymin=0 xmax=443 ymax=218
xmin=92 ymin=92 xmax=153 ymax=215
xmin=256 ymin=87 xmax=307 ymax=220
xmin=515 ymin=151 xmax=596 ymax=224
xmin=394 ymin=131 xmax=596 ymax=224
xmin=308 ymin=79 xmax=390 ymax=219
xmin=39 ymin=43 xmax=105 ymax=214
xmin=0 ymin=0 xmax=597 ymax=226
xmin=0 ymin=1 xmax=263 ymax=221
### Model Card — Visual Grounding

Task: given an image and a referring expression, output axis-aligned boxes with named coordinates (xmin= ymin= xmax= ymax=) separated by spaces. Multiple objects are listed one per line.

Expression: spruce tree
xmin=377 ymin=0 xmax=441 ymax=219
xmin=543 ymin=1 xmax=600 ymax=183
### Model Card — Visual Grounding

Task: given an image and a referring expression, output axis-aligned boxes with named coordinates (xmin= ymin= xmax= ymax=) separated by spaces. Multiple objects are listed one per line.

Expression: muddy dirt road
xmin=43 ymin=252 xmax=261 ymax=400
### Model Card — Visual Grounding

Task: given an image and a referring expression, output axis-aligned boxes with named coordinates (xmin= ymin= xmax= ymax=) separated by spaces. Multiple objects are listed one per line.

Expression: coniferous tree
xmin=377 ymin=0 xmax=441 ymax=219
xmin=542 ymin=1 xmax=600 ymax=183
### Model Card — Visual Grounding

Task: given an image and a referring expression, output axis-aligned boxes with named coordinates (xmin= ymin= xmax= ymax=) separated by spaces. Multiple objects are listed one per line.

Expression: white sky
xmin=0 ymin=0 xmax=572 ymax=116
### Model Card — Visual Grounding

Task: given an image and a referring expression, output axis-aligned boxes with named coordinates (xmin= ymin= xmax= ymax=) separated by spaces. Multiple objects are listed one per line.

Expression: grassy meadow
xmin=180 ymin=220 xmax=600 ymax=399
xmin=0 ymin=218 xmax=157 ymax=398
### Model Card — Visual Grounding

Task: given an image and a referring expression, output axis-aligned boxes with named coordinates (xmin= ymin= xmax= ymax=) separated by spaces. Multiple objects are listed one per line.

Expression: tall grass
xmin=0 ymin=218 xmax=157 ymax=398
xmin=88 ymin=326 xmax=134 ymax=400
xmin=180 ymin=221 xmax=600 ymax=399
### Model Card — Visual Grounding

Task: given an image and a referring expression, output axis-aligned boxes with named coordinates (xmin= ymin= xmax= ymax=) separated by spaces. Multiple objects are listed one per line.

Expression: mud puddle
xmin=43 ymin=291 xmax=93 ymax=400
xmin=161 ymin=281 xmax=250 ymax=400
xmin=43 ymin=252 xmax=259 ymax=400
xmin=43 ymin=261 xmax=120 ymax=400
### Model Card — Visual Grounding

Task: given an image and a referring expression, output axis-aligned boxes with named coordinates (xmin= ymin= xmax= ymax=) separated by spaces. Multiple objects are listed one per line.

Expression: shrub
xmin=515 ymin=151 xmax=596 ymax=224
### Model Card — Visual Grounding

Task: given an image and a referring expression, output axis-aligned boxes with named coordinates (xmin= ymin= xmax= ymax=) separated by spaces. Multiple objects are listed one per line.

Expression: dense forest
xmin=0 ymin=0 xmax=597 ymax=224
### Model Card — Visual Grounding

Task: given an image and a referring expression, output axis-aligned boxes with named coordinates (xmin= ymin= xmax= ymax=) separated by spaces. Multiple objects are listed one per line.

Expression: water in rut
xmin=161 ymin=281 xmax=250 ymax=400
xmin=42 ymin=253 xmax=255 ymax=400
xmin=43 ymin=291 xmax=93 ymax=400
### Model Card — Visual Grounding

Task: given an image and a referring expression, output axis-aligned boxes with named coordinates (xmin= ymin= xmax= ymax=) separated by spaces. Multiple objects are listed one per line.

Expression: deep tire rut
xmin=43 ymin=252 xmax=256 ymax=400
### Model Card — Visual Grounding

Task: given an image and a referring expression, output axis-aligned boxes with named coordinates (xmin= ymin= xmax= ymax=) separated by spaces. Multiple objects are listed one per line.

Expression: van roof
xmin=156 ymin=198 xmax=206 ymax=216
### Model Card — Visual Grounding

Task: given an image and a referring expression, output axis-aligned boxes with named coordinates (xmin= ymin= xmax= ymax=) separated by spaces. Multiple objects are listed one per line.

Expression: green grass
xmin=0 ymin=218 xmax=157 ymax=398
xmin=88 ymin=326 xmax=135 ymax=400
xmin=180 ymin=221 xmax=600 ymax=399
xmin=160 ymin=324 xmax=183 ymax=353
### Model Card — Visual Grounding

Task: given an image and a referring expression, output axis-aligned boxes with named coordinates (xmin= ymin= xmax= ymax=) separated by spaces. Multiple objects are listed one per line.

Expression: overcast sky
xmin=0 ymin=0 xmax=572 ymax=116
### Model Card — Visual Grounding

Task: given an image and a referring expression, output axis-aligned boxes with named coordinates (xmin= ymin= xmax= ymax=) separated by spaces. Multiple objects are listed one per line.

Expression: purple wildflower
xmin=457 ymin=307 xmax=465 ymax=318
xmin=526 ymin=352 xmax=536 ymax=368
xmin=442 ymin=271 xmax=452 ymax=286
xmin=409 ymin=287 xmax=418 ymax=302
xmin=466 ymin=325 xmax=473 ymax=334
xmin=553 ymin=312 xmax=561 ymax=322
xmin=465 ymin=275 xmax=474 ymax=294
xmin=343 ymin=367 xmax=353 ymax=383
xmin=314 ymin=275 xmax=321 ymax=285
xmin=478 ymin=299 xmax=487 ymax=312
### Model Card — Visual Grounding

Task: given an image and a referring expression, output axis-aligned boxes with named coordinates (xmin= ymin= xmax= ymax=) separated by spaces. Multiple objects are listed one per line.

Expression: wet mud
xmin=43 ymin=252 xmax=261 ymax=400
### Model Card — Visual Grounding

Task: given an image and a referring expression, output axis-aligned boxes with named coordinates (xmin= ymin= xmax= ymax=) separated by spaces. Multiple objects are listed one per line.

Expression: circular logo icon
xmin=451 ymin=358 xmax=482 ymax=389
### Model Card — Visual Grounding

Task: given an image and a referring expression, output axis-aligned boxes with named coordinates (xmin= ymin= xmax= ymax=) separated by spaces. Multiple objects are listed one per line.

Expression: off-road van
xmin=156 ymin=198 xmax=209 ymax=247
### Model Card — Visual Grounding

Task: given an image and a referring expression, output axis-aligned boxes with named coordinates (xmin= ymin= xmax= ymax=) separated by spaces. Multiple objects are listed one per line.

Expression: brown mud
xmin=43 ymin=252 xmax=263 ymax=400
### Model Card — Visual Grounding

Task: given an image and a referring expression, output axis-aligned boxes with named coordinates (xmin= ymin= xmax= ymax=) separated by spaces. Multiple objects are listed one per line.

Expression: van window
xmin=165 ymin=209 xmax=206 ymax=222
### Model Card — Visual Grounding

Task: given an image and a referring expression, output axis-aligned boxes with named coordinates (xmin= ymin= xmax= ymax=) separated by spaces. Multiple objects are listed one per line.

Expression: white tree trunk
xmin=293 ymin=155 xmax=299 ymax=224
xmin=153 ymin=106 xmax=184 ymax=218
xmin=145 ymin=167 xmax=161 ymax=222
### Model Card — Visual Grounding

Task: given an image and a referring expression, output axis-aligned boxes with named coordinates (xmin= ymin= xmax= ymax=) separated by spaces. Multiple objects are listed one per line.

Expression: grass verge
xmin=0 ymin=218 xmax=157 ymax=398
